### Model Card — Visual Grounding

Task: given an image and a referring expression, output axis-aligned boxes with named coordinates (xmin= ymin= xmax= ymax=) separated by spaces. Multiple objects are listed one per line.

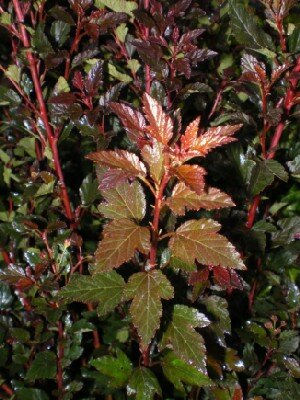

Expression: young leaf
xmin=141 ymin=139 xmax=164 ymax=184
xmin=110 ymin=102 xmax=146 ymax=144
xmin=97 ymin=0 xmax=138 ymax=16
xmin=127 ymin=367 xmax=162 ymax=400
xmin=160 ymin=305 xmax=210 ymax=373
xmin=173 ymin=164 xmax=206 ymax=194
xmin=142 ymin=93 xmax=173 ymax=145
xmin=180 ymin=117 xmax=201 ymax=151
xmin=59 ymin=272 xmax=125 ymax=316
xmin=90 ymin=349 xmax=132 ymax=389
xmin=166 ymin=183 xmax=235 ymax=215
xmin=94 ymin=219 xmax=150 ymax=272
xmin=169 ymin=219 xmax=245 ymax=270
xmin=123 ymin=270 xmax=174 ymax=348
xmin=87 ymin=150 xmax=147 ymax=177
xmin=229 ymin=0 xmax=275 ymax=51
xmin=161 ymin=351 xmax=212 ymax=392
xmin=98 ymin=181 xmax=146 ymax=220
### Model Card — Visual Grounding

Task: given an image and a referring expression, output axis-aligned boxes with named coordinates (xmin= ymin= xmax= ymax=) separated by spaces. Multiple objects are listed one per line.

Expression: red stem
xmin=1 ymin=249 xmax=11 ymax=265
xmin=246 ymin=57 xmax=300 ymax=228
xmin=1 ymin=383 xmax=13 ymax=397
xmin=86 ymin=303 xmax=101 ymax=349
xmin=12 ymin=0 xmax=74 ymax=225
xmin=143 ymin=0 xmax=151 ymax=93
xmin=149 ymin=173 xmax=169 ymax=269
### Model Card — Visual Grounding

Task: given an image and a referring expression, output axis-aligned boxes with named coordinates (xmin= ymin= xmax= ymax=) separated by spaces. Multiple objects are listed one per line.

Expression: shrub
xmin=0 ymin=0 xmax=299 ymax=399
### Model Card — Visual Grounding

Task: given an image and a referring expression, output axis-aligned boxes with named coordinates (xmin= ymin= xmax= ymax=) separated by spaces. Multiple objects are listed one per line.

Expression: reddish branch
xmin=149 ymin=173 xmax=170 ymax=269
xmin=12 ymin=0 xmax=74 ymax=225
xmin=246 ymin=57 xmax=300 ymax=229
xmin=143 ymin=0 xmax=151 ymax=93
xmin=1 ymin=383 xmax=13 ymax=397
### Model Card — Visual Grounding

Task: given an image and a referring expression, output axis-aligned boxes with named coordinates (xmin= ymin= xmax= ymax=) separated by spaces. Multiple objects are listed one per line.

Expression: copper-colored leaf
xmin=141 ymin=139 xmax=165 ymax=183
xmin=169 ymin=219 xmax=245 ymax=270
xmin=180 ymin=117 xmax=201 ymax=151
xmin=166 ymin=183 xmax=235 ymax=215
xmin=142 ymin=93 xmax=173 ymax=145
xmin=110 ymin=102 xmax=146 ymax=143
xmin=98 ymin=169 xmax=131 ymax=191
xmin=87 ymin=150 xmax=147 ymax=177
xmin=173 ymin=164 xmax=206 ymax=194
xmin=98 ymin=181 xmax=146 ymax=220
xmin=94 ymin=219 xmax=150 ymax=272
xmin=191 ymin=125 xmax=242 ymax=156
xmin=123 ymin=270 xmax=174 ymax=348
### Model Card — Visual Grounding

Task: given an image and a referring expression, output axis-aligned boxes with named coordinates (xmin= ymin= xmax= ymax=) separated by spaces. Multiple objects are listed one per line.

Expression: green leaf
xmin=26 ymin=351 xmax=57 ymax=380
xmin=57 ymin=76 xmax=70 ymax=93
xmin=94 ymin=219 xmax=150 ymax=272
xmin=98 ymin=181 xmax=146 ymax=220
xmin=60 ymin=272 xmax=125 ymax=316
xmin=108 ymin=63 xmax=133 ymax=83
xmin=116 ymin=23 xmax=128 ymax=42
xmin=0 ymin=85 xmax=21 ymax=106
xmin=5 ymin=65 xmax=21 ymax=83
xmin=127 ymin=367 xmax=162 ymax=400
xmin=32 ymin=24 xmax=53 ymax=56
xmin=249 ymin=159 xmax=289 ymax=196
xmin=0 ymin=282 xmax=13 ymax=309
xmin=161 ymin=305 xmax=210 ymax=373
xmin=96 ymin=0 xmax=137 ymax=16
xmin=16 ymin=389 xmax=49 ymax=400
xmin=229 ymin=0 xmax=275 ymax=51
xmin=0 ymin=12 xmax=12 ymax=25
xmin=272 ymin=216 xmax=300 ymax=246
xmin=161 ymin=351 xmax=212 ymax=392
xmin=79 ymin=174 xmax=100 ymax=206
xmin=289 ymin=28 xmax=300 ymax=54
xmin=166 ymin=183 xmax=235 ymax=216
xmin=169 ymin=219 xmax=245 ymax=270
xmin=123 ymin=270 xmax=174 ymax=348
xmin=50 ymin=20 xmax=70 ymax=46
xmin=279 ymin=330 xmax=299 ymax=355
xmin=90 ymin=348 xmax=132 ymax=389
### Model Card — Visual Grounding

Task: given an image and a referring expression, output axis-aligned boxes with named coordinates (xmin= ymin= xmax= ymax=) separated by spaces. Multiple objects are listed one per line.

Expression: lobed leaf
xmin=166 ymin=183 xmax=235 ymax=215
xmin=98 ymin=181 xmax=146 ymax=220
xmin=59 ymin=272 xmax=125 ymax=316
xmin=160 ymin=305 xmax=210 ymax=373
xmin=94 ymin=219 xmax=150 ymax=272
xmin=142 ymin=93 xmax=174 ymax=145
xmin=123 ymin=270 xmax=174 ymax=348
xmin=173 ymin=164 xmax=206 ymax=194
xmin=161 ymin=351 xmax=212 ymax=392
xmin=87 ymin=150 xmax=147 ymax=177
xmin=127 ymin=367 xmax=162 ymax=400
xmin=169 ymin=219 xmax=245 ymax=270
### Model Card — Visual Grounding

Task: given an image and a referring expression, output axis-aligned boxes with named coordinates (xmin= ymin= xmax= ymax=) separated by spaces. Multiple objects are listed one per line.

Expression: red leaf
xmin=84 ymin=60 xmax=103 ymax=95
xmin=48 ymin=92 xmax=77 ymax=105
xmin=110 ymin=102 xmax=146 ymax=144
xmin=173 ymin=164 xmax=206 ymax=194
xmin=213 ymin=266 xmax=231 ymax=287
xmin=98 ymin=169 xmax=131 ymax=191
xmin=181 ymin=117 xmax=201 ymax=151
xmin=142 ymin=93 xmax=173 ymax=145
xmin=73 ymin=71 xmax=84 ymax=91
xmin=188 ymin=268 xmax=209 ymax=285
xmin=232 ymin=386 xmax=243 ymax=400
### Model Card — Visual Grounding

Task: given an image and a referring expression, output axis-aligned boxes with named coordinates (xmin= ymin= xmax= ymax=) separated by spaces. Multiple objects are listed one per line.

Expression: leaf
xmin=26 ymin=352 xmax=57 ymax=380
xmin=161 ymin=351 xmax=212 ymax=392
xmin=90 ymin=349 xmax=132 ymax=389
xmin=97 ymin=0 xmax=138 ymax=16
xmin=181 ymin=117 xmax=201 ymax=151
xmin=94 ymin=219 xmax=150 ymax=272
xmin=229 ymin=0 xmax=275 ymax=50
xmin=161 ymin=305 xmax=210 ymax=373
xmin=110 ymin=102 xmax=146 ymax=143
xmin=169 ymin=219 xmax=245 ymax=270
xmin=32 ymin=24 xmax=53 ymax=56
xmin=142 ymin=93 xmax=174 ymax=145
xmin=60 ymin=272 xmax=125 ymax=316
xmin=50 ymin=20 xmax=70 ymax=47
xmin=249 ymin=159 xmax=288 ymax=196
xmin=79 ymin=174 xmax=100 ymax=206
xmin=173 ymin=164 xmax=206 ymax=194
xmin=123 ymin=270 xmax=174 ymax=348
xmin=16 ymin=389 xmax=49 ymax=400
xmin=166 ymin=183 xmax=235 ymax=215
xmin=141 ymin=140 xmax=164 ymax=183
xmin=84 ymin=60 xmax=103 ymax=95
xmin=87 ymin=150 xmax=147 ymax=177
xmin=98 ymin=181 xmax=146 ymax=220
xmin=127 ymin=367 xmax=162 ymax=400
xmin=289 ymin=27 xmax=300 ymax=54
xmin=108 ymin=63 xmax=132 ymax=83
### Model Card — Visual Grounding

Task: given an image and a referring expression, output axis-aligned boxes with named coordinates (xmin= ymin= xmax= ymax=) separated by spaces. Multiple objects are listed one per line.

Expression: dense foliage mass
xmin=0 ymin=0 xmax=299 ymax=399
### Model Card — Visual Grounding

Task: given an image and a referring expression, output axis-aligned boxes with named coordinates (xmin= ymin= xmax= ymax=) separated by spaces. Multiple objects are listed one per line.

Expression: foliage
xmin=0 ymin=0 xmax=299 ymax=399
